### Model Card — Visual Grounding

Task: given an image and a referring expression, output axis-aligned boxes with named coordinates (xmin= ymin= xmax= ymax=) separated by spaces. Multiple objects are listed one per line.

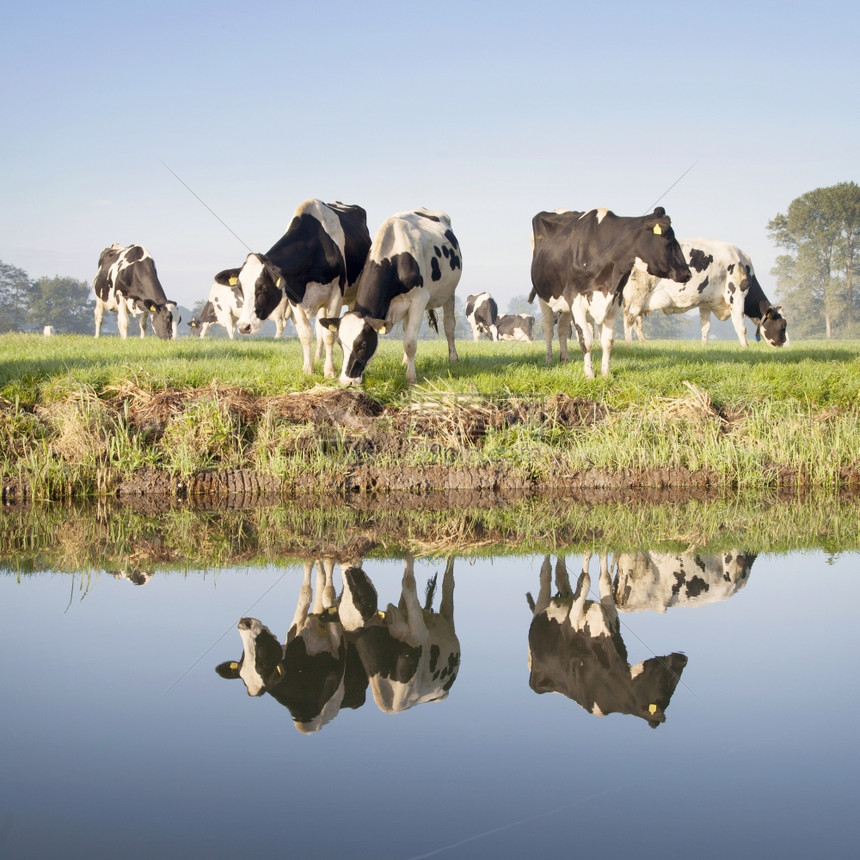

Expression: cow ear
xmin=367 ymin=317 xmax=389 ymax=334
xmin=319 ymin=317 xmax=341 ymax=332
xmin=653 ymin=207 xmax=666 ymax=218
xmin=215 ymin=660 xmax=241 ymax=679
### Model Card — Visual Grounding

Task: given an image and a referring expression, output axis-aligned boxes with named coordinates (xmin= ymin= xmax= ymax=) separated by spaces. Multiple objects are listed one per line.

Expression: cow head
xmin=215 ymin=617 xmax=283 ymax=697
xmin=234 ymin=254 xmax=287 ymax=335
xmin=138 ymin=298 xmax=177 ymax=340
xmin=756 ymin=302 xmax=788 ymax=347
xmin=321 ymin=312 xmax=388 ymax=386
xmin=638 ymin=208 xmax=692 ymax=284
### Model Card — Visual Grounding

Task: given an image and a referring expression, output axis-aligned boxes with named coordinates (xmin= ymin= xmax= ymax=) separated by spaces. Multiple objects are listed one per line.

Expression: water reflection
xmin=614 ymin=549 xmax=755 ymax=612
xmin=216 ymin=555 xmax=459 ymax=731
xmin=527 ymin=553 xmax=688 ymax=727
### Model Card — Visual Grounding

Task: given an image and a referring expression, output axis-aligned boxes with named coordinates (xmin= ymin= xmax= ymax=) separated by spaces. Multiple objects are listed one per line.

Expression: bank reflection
xmin=216 ymin=555 xmax=459 ymax=732
xmin=528 ymin=553 xmax=689 ymax=727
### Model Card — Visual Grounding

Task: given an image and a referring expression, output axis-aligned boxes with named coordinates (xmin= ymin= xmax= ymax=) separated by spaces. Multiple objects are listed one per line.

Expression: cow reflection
xmin=340 ymin=556 xmax=460 ymax=714
xmin=614 ymin=550 xmax=755 ymax=612
xmin=215 ymin=559 xmax=366 ymax=733
xmin=527 ymin=554 xmax=687 ymax=727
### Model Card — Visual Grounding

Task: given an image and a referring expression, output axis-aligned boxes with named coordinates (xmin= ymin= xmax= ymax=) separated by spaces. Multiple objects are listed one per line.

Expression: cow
xmin=527 ymin=554 xmax=687 ymax=727
xmin=215 ymin=559 xmax=367 ymax=733
xmin=188 ymin=270 xmax=290 ymax=339
xmin=613 ymin=549 xmax=755 ymax=613
xmin=497 ymin=313 xmax=534 ymax=342
xmin=529 ymin=207 xmax=691 ymax=377
xmin=93 ymin=243 xmax=179 ymax=339
xmin=321 ymin=209 xmax=462 ymax=386
xmin=465 ymin=292 xmax=499 ymax=340
xmin=622 ymin=238 xmax=788 ymax=347
xmin=231 ymin=199 xmax=371 ymax=377
xmin=339 ymin=556 xmax=460 ymax=714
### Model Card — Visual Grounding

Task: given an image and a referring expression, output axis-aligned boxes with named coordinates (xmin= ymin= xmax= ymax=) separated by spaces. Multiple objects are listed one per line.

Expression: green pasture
xmin=1 ymin=332 xmax=859 ymax=409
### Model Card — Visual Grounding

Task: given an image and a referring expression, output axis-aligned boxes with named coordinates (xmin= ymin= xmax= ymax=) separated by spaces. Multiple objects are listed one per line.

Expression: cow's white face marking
xmin=236 ymin=617 xmax=269 ymax=696
xmin=236 ymin=255 xmax=266 ymax=334
xmin=337 ymin=311 xmax=377 ymax=385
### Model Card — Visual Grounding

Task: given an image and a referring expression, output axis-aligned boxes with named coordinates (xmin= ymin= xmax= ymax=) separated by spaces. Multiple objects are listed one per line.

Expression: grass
xmin=1 ymin=332 xmax=860 ymax=499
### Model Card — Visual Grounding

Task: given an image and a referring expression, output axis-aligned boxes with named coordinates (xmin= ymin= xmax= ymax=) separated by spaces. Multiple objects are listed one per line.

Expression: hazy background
xmin=2 ymin=0 xmax=857 ymax=312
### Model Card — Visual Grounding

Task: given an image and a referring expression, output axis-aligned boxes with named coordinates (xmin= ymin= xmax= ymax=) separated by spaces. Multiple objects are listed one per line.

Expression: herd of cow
xmin=92 ymin=198 xmax=788 ymax=384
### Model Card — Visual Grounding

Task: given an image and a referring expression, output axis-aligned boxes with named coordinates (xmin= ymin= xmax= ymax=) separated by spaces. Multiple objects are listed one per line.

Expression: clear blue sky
xmin=2 ymin=0 xmax=857 ymax=312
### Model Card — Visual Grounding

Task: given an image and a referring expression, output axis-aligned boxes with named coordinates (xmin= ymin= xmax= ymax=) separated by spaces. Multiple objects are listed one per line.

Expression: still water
xmin=1 ymin=544 xmax=858 ymax=859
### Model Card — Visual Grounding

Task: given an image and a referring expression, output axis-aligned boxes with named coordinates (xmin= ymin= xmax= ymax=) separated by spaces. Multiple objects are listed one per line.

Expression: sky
xmin=2 ymin=0 xmax=858 ymax=313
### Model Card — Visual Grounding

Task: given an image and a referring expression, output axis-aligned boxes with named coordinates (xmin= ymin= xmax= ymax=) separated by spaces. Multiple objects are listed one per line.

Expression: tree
xmin=28 ymin=275 xmax=95 ymax=334
xmin=0 ymin=261 xmax=33 ymax=333
xmin=768 ymin=181 xmax=860 ymax=338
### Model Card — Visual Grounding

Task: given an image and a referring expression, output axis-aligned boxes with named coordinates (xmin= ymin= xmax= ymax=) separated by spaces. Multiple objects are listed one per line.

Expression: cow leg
xmin=315 ymin=319 xmax=325 ymax=362
xmin=571 ymin=297 xmax=595 ymax=378
xmin=138 ymin=312 xmax=148 ymax=338
xmin=529 ymin=555 xmax=554 ymax=615
xmin=94 ymin=301 xmax=105 ymax=338
xmin=291 ymin=306 xmax=316 ymax=374
xmin=699 ymin=307 xmax=712 ymax=345
xmin=438 ymin=556 xmax=455 ymax=623
xmin=569 ymin=551 xmax=592 ymax=628
xmin=401 ymin=303 xmax=427 ymax=385
xmin=597 ymin=553 xmax=619 ymax=633
xmin=289 ymin=560 xmax=315 ymax=638
xmin=117 ymin=303 xmax=130 ymax=340
xmin=599 ymin=318 xmax=615 ymax=378
xmin=729 ymin=302 xmax=750 ymax=348
xmin=442 ymin=295 xmax=459 ymax=365
xmin=554 ymin=556 xmax=572 ymax=597
xmin=386 ymin=557 xmax=426 ymax=644
xmin=537 ymin=297 xmax=557 ymax=363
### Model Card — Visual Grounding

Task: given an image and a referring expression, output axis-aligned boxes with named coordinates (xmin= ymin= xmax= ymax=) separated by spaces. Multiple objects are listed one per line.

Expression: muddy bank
xmin=2 ymin=384 xmax=859 ymax=503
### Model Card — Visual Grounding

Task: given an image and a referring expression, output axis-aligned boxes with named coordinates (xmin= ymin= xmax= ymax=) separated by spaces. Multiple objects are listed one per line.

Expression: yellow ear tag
xmin=378 ymin=325 xmax=388 ymax=335
xmin=229 ymin=662 xmax=239 ymax=670
xmin=328 ymin=324 xmax=338 ymax=332
xmin=276 ymin=664 xmax=284 ymax=677
xmin=653 ymin=224 xmax=663 ymax=235
xmin=276 ymin=277 xmax=285 ymax=288
xmin=377 ymin=610 xmax=386 ymax=619
xmin=648 ymin=703 xmax=658 ymax=715
xmin=229 ymin=277 xmax=238 ymax=286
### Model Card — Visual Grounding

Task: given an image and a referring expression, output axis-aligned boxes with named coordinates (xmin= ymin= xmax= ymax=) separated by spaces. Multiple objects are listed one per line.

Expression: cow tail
xmin=527 ymin=288 xmax=536 ymax=304
xmin=427 ymin=308 xmax=439 ymax=333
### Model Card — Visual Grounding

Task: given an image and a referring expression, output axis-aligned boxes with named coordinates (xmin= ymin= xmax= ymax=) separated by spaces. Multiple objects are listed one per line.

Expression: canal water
xmin=1 ymin=503 xmax=858 ymax=859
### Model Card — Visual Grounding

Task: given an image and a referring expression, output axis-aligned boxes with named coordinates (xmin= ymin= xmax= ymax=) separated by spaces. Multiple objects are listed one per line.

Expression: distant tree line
xmin=770 ymin=181 xmax=860 ymax=339
xmin=0 ymin=261 xmax=96 ymax=334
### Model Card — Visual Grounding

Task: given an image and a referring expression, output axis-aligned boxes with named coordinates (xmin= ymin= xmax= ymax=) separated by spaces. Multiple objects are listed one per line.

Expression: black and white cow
xmin=527 ymin=554 xmax=687 ymax=727
xmin=93 ymin=243 xmax=179 ymax=339
xmin=188 ymin=270 xmax=289 ymax=339
xmin=613 ymin=549 xmax=756 ymax=613
xmin=215 ymin=559 xmax=367 ymax=733
xmin=623 ymin=238 xmax=788 ymax=347
xmin=497 ymin=313 xmax=535 ymax=342
xmin=339 ymin=556 xmax=460 ymax=714
xmin=465 ymin=292 xmax=499 ymax=340
xmin=322 ymin=209 xmax=462 ymax=386
xmin=529 ymin=207 xmax=691 ymax=377
xmin=232 ymin=199 xmax=371 ymax=377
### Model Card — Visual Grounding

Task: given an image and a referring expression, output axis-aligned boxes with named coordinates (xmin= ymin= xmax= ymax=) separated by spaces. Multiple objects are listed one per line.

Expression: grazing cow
xmin=614 ymin=549 xmax=755 ymax=613
xmin=529 ymin=207 xmax=691 ymax=377
xmin=497 ymin=313 xmax=535 ymax=342
xmin=93 ymin=243 xmax=179 ymax=339
xmin=339 ymin=556 xmax=460 ymax=714
xmin=189 ymin=270 xmax=290 ymax=339
xmin=215 ymin=559 xmax=367 ymax=733
xmin=623 ymin=238 xmax=788 ymax=347
xmin=527 ymin=554 xmax=687 ymax=727
xmin=322 ymin=209 xmax=462 ymax=385
xmin=231 ymin=199 xmax=371 ymax=377
xmin=465 ymin=292 xmax=499 ymax=340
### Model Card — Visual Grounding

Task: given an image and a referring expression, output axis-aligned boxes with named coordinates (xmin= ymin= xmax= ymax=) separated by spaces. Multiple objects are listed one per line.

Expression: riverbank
xmin=2 ymin=335 xmax=859 ymax=501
